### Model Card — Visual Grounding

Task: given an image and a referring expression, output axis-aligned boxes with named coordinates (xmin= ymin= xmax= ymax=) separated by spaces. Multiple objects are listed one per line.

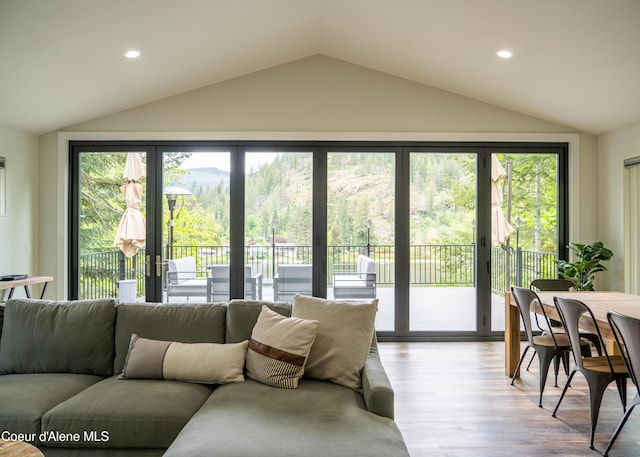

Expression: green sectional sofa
xmin=0 ymin=297 xmax=409 ymax=457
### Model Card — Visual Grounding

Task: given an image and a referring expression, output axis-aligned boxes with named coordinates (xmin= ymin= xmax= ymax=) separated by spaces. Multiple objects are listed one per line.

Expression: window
xmin=70 ymin=141 xmax=567 ymax=341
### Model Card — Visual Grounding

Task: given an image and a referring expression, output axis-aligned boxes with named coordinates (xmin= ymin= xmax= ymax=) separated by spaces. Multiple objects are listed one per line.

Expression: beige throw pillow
xmin=245 ymin=305 xmax=319 ymax=389
xmin=120 ymin=334 xmax=248 ymax=384
xmin=292 ymin=294 xmax=378 ymax=391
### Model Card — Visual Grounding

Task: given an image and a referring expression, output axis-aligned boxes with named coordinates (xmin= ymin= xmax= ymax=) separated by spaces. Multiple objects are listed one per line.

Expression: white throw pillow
xmin=292 ymin=294 xmax=378 ymax=391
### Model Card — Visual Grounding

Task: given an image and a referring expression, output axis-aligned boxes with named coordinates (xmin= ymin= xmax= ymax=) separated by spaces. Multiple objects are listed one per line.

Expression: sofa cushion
xmin=41 ymin=376 xmax=214 ymax=449
xmin=0 ymin=373 xmax=104 ymax=446
xmin=292 ymin=295 xmax=377 ymax=391
xmin=225 ymin=300 xmax=291 ymax=343
xmin=163 ymin=379 xmax=410 ymax=457
xmin=120 ymin=334 xmax=247 ymax=384
xmin=0 ymin=304 xmax=4 ymax=345
xmin=245 ymin=306 xmax=318 ymax=389
xmin=114 ymin=303 xmax=226 ymax=374
xmin=40 ymin=448 xmax=165 ymax=456
xmin=0 ymin=298 xmax=117 ymax=376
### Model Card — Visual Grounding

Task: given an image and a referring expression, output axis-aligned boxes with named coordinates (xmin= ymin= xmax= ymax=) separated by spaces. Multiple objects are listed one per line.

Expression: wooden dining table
xmin=505 ymin=290 xmax=640 ymax=377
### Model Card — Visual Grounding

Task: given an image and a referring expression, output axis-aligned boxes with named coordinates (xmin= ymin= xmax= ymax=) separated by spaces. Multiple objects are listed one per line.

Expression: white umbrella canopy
xmin=114 ymin=153 xmax=146 ymax=257
xmin=491 ymin=155 xmax=514 ymax=245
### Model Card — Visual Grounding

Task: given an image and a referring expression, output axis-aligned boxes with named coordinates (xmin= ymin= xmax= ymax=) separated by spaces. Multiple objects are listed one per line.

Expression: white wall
xmin=40 ymin=55 xmax=598 ymax=298
xmin=0 ymin=124 xmax=40 ymax=298
xmin=39 ymin=131 xmax=67 ymax=298
xmin=597 ymin=120 xmax=640 ymax=291
xmin=68 ymin=55 xmax=574 ymax=134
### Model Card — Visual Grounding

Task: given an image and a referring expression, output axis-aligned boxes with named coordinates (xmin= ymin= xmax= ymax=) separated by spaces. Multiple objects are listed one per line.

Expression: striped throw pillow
xmin=245 ymin=305 xmax=319 ymax=389
xmin=120 ymin=334 xmax=248 ymax=384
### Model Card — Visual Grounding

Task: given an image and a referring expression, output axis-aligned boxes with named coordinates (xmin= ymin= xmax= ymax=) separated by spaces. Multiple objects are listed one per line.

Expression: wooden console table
xmin=0 ymin=276 xmax=53 ymax=301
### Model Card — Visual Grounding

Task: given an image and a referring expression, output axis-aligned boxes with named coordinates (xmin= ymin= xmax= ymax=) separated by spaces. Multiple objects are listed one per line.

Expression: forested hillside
xmin=183 ymin=152 xmax=557 ymax=251
xmin=79 ymin=151 xmax=557 ymax=253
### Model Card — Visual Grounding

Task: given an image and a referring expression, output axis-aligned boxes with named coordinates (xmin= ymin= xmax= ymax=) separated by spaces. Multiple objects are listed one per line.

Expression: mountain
xmin=183 ymin=167 xmax=229 ymax=188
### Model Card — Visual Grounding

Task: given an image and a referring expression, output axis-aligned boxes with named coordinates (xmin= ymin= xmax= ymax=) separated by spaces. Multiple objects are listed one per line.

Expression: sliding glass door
xmin=70 ymin=141 xmax=567 ymax=341
xmin=327 ymin=151 xmax=396 ymax=331
xmin=489 ymin=152 xmax=563 ymax=331
xmin=245 ymin=151 xmax=313 ymax=302
xmin=408 ymin=151 xmax=477 ymax=332
xmin=72 ymin=148 xmax=150 ymax=302
xmin=161 ymin=150 xmax=231 ymax=303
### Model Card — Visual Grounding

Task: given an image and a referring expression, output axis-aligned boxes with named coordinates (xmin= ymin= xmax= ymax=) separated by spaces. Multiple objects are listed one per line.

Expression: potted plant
xmin=553 ymin=241 xmax=614 ymax=291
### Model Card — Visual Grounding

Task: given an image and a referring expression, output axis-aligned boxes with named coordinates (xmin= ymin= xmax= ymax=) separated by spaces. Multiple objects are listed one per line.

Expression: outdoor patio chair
xmin=603 ymin=311 xmax=640 ymax=457
xmin=207 ymin=265 xmax=263 ymax=302
xmin=510 ymin=286 xmax=590 ymax=407
xmin=166 ymin=256 xmax=208 ymax=301
xmin=552 ymin=296 xmax=629 ymax=451
xmin=333 ymin=254 xmax=376 ymax=299
xmin=273 ymin=264 xmax=312 ymax=303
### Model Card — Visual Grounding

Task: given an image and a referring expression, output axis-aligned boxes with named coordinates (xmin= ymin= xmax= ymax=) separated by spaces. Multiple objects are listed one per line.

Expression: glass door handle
xmin=145 ymin=255 xmax=151 ymax=277
xmin=156 ymin=255 xmax=162 ymax=278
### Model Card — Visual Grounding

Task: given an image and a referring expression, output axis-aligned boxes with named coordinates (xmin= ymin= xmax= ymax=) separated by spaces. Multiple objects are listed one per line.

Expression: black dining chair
xmin=525 ymin=279 xmax=602 ymax=375
xmin=510 ymin=286 xmax=590 ymax=407
xmin=603 ymin=311 xmax=640 ymax=457
xmin=552 ymin=296 xmax=629 ymax=451
xmin=530 ymin=278 xmax=575 ymax=292
xmin=530 ymin=278 xmax=602 ymax=355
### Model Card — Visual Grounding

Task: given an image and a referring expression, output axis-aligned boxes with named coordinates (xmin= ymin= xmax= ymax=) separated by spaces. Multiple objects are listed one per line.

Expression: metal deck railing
xmin=79 ymin=244 xmax=556 ymax=300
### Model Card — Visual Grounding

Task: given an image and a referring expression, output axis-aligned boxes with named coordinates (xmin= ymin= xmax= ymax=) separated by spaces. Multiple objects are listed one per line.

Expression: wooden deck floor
xmin=379 ymin=341 xmax=640 ymax=457
xmin=373 ymin=286 xmax=505 ymax=332
xmin=165 ymin=285 xmax=507 ymax=332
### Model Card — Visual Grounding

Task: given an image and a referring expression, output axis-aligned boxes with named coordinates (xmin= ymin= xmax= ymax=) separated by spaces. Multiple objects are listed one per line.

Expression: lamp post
xmin=366 ymin=218 xmax=371 ymax=257
xmin=164 ymin=185 xmax=192 ymax=260
xmin=471 ymin=220 xmax=476 ymax=245
xmin=271 ymin=219 xmax=276 ymax=282
xmin=514 ymin=216 xmax=523 ymax=286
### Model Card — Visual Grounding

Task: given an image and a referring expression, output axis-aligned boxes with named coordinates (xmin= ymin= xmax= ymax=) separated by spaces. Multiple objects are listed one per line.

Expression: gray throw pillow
xmin=0 ymin=298 xmax=117 ymax=376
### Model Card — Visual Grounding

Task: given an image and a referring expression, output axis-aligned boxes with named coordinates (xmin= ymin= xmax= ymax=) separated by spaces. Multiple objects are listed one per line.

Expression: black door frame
xmin=69 ymin=140 xmax=568 ymax=341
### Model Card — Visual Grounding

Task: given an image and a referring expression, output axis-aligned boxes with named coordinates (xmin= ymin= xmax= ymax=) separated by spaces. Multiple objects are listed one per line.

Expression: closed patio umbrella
xmin=114 ymin=153 xmax=146 ymax=257
xmin=491 ymin=155 xmax=514 ymax=245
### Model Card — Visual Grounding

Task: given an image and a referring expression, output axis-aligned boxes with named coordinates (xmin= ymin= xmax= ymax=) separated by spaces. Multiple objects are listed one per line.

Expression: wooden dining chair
xmin=552 ymin=297 xmax=629 ymax=451
xmin=603 ymin=311 xmax=640 ymax=457
xmin=510 ymin=286 xmax=590 ymax=407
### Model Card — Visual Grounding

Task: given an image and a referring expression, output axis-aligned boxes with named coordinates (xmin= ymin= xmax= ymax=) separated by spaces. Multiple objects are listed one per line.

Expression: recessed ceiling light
xmin=497 ymin=49 xmax=513 ymax=59
xmin=125 ymin=50 xmax=141 ymax=59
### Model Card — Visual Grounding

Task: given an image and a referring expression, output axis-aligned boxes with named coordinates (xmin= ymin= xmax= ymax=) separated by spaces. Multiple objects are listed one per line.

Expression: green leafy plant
xmin=553 ymin=241 xmax=614 ymax=291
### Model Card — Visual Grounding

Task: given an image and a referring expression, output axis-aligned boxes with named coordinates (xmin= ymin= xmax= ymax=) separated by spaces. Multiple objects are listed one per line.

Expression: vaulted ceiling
xmin=1 ymin=0 xmax=639 ymax=136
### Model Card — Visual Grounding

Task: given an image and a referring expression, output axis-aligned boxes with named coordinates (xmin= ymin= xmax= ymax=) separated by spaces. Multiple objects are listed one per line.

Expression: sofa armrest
xmin=361 ymin=338 xmax=395 ymax=419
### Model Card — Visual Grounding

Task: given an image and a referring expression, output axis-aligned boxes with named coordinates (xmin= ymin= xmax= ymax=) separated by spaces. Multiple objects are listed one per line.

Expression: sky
xmin=180 ymin=152 xmax=279 ymax=172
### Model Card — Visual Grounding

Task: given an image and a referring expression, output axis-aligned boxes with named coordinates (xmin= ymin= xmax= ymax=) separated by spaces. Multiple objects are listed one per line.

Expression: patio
xmin=82 ymin=243 xmax=546 ymax=334
xmin=164 ymin=285 xmax=507 ymax=333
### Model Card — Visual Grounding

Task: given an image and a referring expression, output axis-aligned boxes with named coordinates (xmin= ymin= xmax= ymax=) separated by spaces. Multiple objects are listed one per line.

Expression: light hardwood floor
xmin=378 ymin=342 xmax=640 ymax=457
